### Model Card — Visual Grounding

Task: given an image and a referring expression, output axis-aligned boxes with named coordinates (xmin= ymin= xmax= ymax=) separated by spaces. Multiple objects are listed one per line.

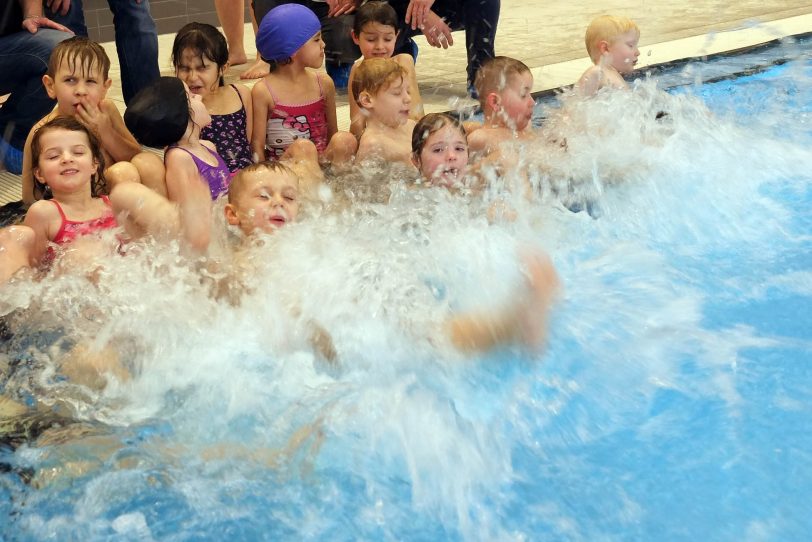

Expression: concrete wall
xmin=83 ymin=0 xmax=250 ymax=43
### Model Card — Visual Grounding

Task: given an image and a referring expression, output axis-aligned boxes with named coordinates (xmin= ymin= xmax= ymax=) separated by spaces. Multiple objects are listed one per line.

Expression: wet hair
xmin=227 ymin=161 xmax=299 ymax=204
xmin=585 ymin=15 xmax=639 ymax=63
xmin=124 ymin=77 xmax=191 ymax=149
xmin=351 ymin=57 xmax=407 ymax=102
xmin=30 ymin=116 xmax=106 ymax=201
xmin=352 ymin=0 xmax=398 ymax=35
xmin=411 ymin=113 xmax=466 ymax=157
xmin=47 ymin=36 xmax=111 ymax=80
xmin=171 ymin=22 xmax=229 ymax=88
xmin=473 ymin=56 xmax=531 ymax=103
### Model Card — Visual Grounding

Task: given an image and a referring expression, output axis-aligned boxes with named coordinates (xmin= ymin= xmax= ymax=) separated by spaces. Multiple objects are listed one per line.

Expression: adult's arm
xmin=420 ymin=10 xmax=453 ymax=49
xmin=405 ymin=0 xmax=435 ymax=30
xmin=20 ymin=0 xmax=72 ymax=33
xmin=325 ymin=0 xmax=361 ymax=17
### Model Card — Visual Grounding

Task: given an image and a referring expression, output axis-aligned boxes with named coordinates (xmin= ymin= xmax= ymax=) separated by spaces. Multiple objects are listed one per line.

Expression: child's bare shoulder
xmin=393 ymin=53 xmax=416 ymax=69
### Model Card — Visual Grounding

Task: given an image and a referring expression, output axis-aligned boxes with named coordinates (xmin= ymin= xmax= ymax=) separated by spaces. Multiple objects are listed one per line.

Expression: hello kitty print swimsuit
xmin=264 ymin=73 xmax=328 ymax=159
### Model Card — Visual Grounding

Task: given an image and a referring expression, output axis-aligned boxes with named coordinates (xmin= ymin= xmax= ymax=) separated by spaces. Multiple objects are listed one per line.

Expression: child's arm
xmin=320 ymin=73 xmax=339 ymax=141
xmin=395 ymin=54 xmax=424 ymax=120
xmin=164 ymin=149 xmax=213 ymax=252
xmin=235 ymin=83 xmax=254 ymax=144
xmin=78 ymin=99 xmax=141 ymax=163
xmin=0 ymin=225 xmax=35 ymax=284
xmin=348 ymin=63 xmax=366 ymax=139
xmin=22 ymin=200 xmax=59 ymax=265
xmin=250 ymin=80 xmax=274 ymax=163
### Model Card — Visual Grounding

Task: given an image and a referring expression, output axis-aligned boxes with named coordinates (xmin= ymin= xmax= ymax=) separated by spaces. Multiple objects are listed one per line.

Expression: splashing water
xmin=2 ymin=49 xmax=812 ymax=541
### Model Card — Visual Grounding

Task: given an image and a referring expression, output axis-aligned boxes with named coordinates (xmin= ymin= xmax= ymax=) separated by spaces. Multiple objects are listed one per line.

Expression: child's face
xmin=353 ymin=22 xmax=397 ymax=59
xmin=606 ymin=30 xmax=640 ymax=74
xmin=183 ymin=82 xmax=212 ymax=129
xmin=415 ymin=124 xmax=469 ymax=188
xmin=495 ymin=71 xmax=535 ymax=131
xmin=367 ymin=77 xmax=411 ymax=127
xmin=176 ymin=49 xmax=221 ymax=97
xmin=33 ymin=128 xmax=98 ymax=194
xmin=293 ymin=31 xmax=326 ymax=69
xmin=226 ymin=170 xmax=300 ymax=235
xmin=44 ymin=61 xmax=111 ymax=117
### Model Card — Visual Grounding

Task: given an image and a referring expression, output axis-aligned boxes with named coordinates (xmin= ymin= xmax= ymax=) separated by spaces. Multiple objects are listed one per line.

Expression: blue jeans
xmin=48 ymin=0 xmax=160 ymax=104
xmin=0 ymin=28 xmax=71 ymax=149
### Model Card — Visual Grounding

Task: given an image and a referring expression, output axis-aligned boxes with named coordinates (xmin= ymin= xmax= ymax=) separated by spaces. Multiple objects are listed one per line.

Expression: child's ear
xmin=598 ymin=40 xmax=610 ymax=55
xmin=358 ymin=90 xmax=373 ymax=109
xmin=42 ymin=75 xmax=56 ymax=99
xmin=32 ymin=166 xmax=46 ymax=186
xmin=485 ymin=91 xmax=501 ymax=111
xmin=102 ymin=78 xmax=112 ymax=94
xmin=351 ymin=30 xmax=361 ymax=46
xmin=411 ymin=152 xmax=420 ymax=169
xmin=224 ymin=203 xmax=241 ymax=226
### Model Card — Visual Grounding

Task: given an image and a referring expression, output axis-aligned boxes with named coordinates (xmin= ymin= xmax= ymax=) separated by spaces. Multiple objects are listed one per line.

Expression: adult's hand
xmin=22 ymin=15 xmax=72 ymax=34
xmin=405 ymin=0 xmax=435 ymax=31
xmin=421 ymin=10 xmax=453 ymax=49
xmin=326 ymin=0 xmax=359 ymax=17
xmin=46 ymin=0 xmax=71 ymax=16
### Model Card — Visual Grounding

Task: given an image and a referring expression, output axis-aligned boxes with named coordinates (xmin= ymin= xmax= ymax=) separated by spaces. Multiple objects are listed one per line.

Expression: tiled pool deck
xmin=1 ymin=0 xmax=811 ymax=204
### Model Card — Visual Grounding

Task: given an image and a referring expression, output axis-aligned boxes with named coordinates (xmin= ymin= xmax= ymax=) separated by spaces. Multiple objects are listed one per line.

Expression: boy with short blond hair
xmin=21 ymin=36 xmax=141 ymax=206
xmin=467 ymin=56 xmax=537 ymax=158
xmin=578 ymin=15 xmax=640 ymax=96
xmin=352 ymin=57 xmax=416 ymax=165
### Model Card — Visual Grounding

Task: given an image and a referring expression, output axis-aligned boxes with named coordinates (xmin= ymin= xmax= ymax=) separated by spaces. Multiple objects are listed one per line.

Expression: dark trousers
xmin=388 ymin=0 xmax=500 ymax=86
xmin=252 ymin=0 xmax=360 ymax=65
xmin=48 ymin=0 xmax=161 ymax=104
xmin=0 ymin=28 xmax=71 ymax=148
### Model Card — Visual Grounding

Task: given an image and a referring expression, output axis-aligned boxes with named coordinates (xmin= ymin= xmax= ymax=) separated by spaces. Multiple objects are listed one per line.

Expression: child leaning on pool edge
xmin=21 ymin=36 xmax=141 ymax=207
xmin=250 ymin=3 xmax=356 ymax=171
xmin=348 ymin=0 xmax=424 ymax=139
xmin=353 ymin=57 xmax=415 ymax=166
xmin=467 ymin=56 xmax=537 ymax=159
xmin=577 ymin=15 xmax=640 ymax=96
xmin=172 ymin=22 xmax=254 ymax=173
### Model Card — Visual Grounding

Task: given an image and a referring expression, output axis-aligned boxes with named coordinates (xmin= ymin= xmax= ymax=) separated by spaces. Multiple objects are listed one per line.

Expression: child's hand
xmin=76 ymin=99 xmax=112 ymax=136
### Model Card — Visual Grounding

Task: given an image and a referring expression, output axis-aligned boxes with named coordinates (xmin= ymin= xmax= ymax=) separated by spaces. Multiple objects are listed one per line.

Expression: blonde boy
xmin=467 ymin=56 xmax=537 ymax=158
xmin=21 ymin=36 xmax=140 ymax=206
xmin=352 ymin=58 xmax=416 ymax=165
xmin=347 ymin=0 xmax=424 ymax=139
xmin=577 ymin=15 xmax=640 ymax=96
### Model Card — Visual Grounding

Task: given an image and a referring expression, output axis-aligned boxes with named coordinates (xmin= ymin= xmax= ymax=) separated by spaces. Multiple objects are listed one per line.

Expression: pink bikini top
xmin=51 ymin=195 xmax=118 ymax=245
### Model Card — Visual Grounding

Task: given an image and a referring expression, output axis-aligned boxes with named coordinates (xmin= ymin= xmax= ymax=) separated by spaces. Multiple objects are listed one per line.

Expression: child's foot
xmin=517 ymin=249 xmax=560 ymax=350
xmin=240 ymin=58 xmax=270 ymax=80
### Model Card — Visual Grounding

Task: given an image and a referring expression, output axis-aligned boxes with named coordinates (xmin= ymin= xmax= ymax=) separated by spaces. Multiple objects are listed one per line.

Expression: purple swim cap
xmin=256 ymin=4 xmax=321 ymax=62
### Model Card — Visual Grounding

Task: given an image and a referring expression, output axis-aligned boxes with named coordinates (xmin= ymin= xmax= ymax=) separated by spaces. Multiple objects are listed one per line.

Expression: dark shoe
xmin=327 ymin=62 xmax=352 ymax=90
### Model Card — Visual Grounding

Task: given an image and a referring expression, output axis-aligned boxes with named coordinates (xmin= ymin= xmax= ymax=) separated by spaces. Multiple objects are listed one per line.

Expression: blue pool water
xmin=1 ymin=44 xmax=811 ymax=540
